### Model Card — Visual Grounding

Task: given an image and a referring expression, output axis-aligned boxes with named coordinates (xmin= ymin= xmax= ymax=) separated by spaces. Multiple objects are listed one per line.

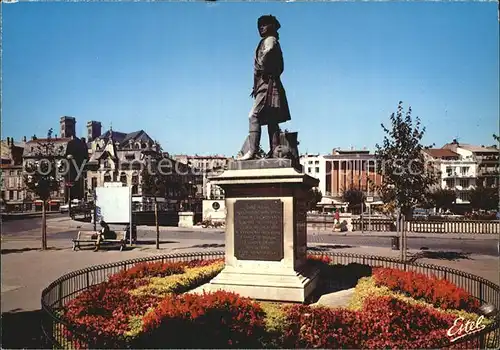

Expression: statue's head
xmin=257 ymin=15 xmax=281 ymax=38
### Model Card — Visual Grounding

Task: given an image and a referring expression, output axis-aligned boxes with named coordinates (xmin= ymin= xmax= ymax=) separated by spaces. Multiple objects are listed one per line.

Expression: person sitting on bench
xmin=94 ymin=220 xmax=117 ymax=252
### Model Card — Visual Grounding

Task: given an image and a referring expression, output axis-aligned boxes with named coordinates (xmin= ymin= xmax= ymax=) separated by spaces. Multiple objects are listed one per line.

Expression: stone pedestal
xmin=205 ymin=160 xmax=320 ymax=302
xmin=178 ymin=211 xmax=194 ymax=228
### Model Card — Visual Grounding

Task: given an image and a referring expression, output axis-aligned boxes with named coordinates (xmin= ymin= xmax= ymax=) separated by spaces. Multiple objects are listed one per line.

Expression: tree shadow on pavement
xmin=309 ymin=244 xmax=355 ymax=252
xmin=1 ymin=309 xmax=43 ymax=348
xmin=176 ymin=243 xmax=225 ymax=250
xmin=135 ymin=240 xmax=180 ymax=245
xmin=1 ymin=247 xmax=62 ymax=255
xmin=411 ymin=250 xmax=472 ymax=262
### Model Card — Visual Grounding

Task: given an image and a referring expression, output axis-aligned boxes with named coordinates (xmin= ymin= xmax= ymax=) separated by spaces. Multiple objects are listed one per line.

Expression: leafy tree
xmin=23 ymin=128 xmax=64 ymax=250
xmin=141 ymin=154 xmax=167 ymax=249
xmin=307 ymin=187 xmax=323 ymax=211
xmin=373 ymin=102 xmax=438 ymax=218
xmin=468 ymin=186 xmax=498 ymax=211
xmin=342 ymin=187 xmax=366 ymax=213
xmin=429 ymin=189 xmax=456 ymax=213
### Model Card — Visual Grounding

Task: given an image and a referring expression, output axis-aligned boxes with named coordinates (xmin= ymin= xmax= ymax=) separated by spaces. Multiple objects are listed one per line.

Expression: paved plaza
xmin=1 ymin=216 xmax=499 ymax=348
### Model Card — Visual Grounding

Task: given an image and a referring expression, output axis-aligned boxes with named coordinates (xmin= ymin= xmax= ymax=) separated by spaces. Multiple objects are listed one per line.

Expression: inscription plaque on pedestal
xmin=234 ymin=199 xmax=284 ymax=261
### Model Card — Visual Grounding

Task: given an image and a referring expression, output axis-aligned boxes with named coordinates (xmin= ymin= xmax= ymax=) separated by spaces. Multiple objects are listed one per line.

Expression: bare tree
xmin=23 ymin=129 xmax=64 ymax=250
xmin=141 ymin=155 xmax=167 ymax=249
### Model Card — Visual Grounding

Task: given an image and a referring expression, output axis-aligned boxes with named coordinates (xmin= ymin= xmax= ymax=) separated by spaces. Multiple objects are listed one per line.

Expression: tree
xmin=23 ymin=129 xmax=64 ymax=250
xmin=373 ymin=102 xmax=438 ymax=218
xmin=429 ymin=189 xmax=456 ymax=213
xmin=141 ymin=155 xmax=167 ymax=249
xmin=307 ymin=187 xmax=322 ymax=211
xmin=342 ymin=187 xmax=366 ymax=213
xmin=469 ymin=186 xmax=498 ymax=211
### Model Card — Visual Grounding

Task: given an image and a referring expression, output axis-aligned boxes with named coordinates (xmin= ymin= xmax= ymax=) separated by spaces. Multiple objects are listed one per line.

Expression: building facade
xmin=172 ymin=154 xmax=232 ymax=199
xmin=423 ymin=148 xmax=477 ymax=204
xmin=1 ymin=137 xmax=27 ymax=211
xmin=442 ymin=140 xmax=499 ymax=188
xmin=325 ymin=150 xmax=383 ymax=202
xmin=86 ymin=127 xmax=198 ymax=211
xmin=300 ymin=154 xmax=328 ymax=196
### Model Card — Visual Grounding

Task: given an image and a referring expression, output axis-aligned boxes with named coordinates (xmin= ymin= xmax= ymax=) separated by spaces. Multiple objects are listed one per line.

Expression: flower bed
xmin=59 ymin=255 xmax=490 ymax=349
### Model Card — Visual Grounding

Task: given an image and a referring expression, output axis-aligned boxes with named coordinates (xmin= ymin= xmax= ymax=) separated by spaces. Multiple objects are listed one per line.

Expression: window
xmin=458 ymin=192 xmax=469 ymax=201
xmin=91 ymin=177 xmax=97 ymax=189
xmin=132 ymin=174 xmax=139 ymax=185
xmin=9 ymin=190 xmax=13 ymax=199
xmin=120 ymin=173 xmax=128 ymax=185
xmin=459 ymin=179 xmax=468 ymax=188
xmin=315 ymin=161 xmax=319 ymax=165
xmin=315 ymin=167 xmax=320 ymax=173
xmin=308 ymin=167 xmax=312 ymax=173
xmin=461 ymin=167 xmax=469 ymax=176
xmin=445 ymin=179 xmax=454 ymax=189
xmin=446 ymin=167 xmax=453 ymax=176
xmin=308 ymin=161 xmax=312 ymax=165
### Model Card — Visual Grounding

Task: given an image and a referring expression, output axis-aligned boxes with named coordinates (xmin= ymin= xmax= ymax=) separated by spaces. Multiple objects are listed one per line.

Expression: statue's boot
xmin=266 ymin=124 xmax=280 ymax=158
xmin=237 ymin=131 xmax=261 ymax=161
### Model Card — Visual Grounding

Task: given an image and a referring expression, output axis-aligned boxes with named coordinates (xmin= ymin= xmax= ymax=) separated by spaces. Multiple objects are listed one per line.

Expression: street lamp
xmin=66 ymin=154 xmax=74 ymax=217
xmin=188 ymin=181 xmax=193 ymax=211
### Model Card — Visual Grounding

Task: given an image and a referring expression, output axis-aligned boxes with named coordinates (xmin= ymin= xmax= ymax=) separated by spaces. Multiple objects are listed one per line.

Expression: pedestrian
xmin=94 ymin=220 xmax=116 ymax=252
xmin=335 ymin=209 xmax=340 ymax=224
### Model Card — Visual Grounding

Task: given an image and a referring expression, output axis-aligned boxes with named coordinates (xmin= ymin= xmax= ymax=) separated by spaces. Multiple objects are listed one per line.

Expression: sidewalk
xmin=319 ymin=231 xmax=499 ymax=240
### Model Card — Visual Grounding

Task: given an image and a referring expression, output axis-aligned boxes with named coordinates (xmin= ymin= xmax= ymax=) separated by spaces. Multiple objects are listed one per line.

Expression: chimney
xmin=22 ymin=136 xmax=26 ymax=142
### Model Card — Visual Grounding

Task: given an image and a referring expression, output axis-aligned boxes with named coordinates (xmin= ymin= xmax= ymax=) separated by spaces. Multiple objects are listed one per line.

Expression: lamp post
xmin=66 ymin=154 xmax=74 ymax=217
xmin=188 ymin=181 xmax=193 ymax=211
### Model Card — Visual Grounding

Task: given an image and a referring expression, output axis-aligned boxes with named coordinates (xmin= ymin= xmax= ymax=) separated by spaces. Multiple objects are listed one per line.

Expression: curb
xmin=310 ymin=232 xmax=499 ymax=240
xmin=1 ymin=212 xmax=61 ymax=221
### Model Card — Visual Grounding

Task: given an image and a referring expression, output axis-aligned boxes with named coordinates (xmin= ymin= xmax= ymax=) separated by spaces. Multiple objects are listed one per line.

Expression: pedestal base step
xmin=189 ymin=265 xmax=320 ymax=303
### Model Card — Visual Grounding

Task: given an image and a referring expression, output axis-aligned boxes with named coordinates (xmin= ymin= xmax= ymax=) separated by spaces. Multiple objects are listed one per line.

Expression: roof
xmin=96 ymin=129 xmax=154 ymax=147
xmin=423 ymin=148 xmax=460 ymax=159
xmin=25 ymin=137 xmax=71 ymax=144
xmin=23 ymin=138 xmax=69 ymax=157
xmin=98 ymin=130 xmax=128 ymax=143
xmin=443 ymin=142 xmax=498 ymax=153
xmin=172 ymin=154 xmax=230 ymax=159
xmin=324 ymin=154 xmax=376 ymax=160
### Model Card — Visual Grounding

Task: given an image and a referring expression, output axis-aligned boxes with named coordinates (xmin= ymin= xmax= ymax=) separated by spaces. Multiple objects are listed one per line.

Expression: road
xmin=1 ymin=216 xmax=498 ymax=256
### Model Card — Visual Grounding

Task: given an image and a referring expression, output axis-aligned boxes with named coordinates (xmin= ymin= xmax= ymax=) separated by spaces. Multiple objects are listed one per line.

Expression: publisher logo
xmin=447 ymin=316 xmax=486 ymax=343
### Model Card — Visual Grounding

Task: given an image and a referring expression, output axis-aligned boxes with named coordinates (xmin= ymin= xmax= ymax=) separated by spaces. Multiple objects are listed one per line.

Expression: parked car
xmin=59 ymin=203 xmax=70 ymax=213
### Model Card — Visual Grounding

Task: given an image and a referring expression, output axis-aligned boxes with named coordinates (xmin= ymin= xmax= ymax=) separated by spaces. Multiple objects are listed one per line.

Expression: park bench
xmin=72 ymin=230 xmax=127 ymax=251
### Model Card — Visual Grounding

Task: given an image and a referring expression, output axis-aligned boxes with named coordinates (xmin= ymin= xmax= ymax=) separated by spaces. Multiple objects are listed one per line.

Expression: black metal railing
xmin=352 ymin=219 xmax=500 ymax=234
xmin=41 ymin=251 xmax=500 ymax=349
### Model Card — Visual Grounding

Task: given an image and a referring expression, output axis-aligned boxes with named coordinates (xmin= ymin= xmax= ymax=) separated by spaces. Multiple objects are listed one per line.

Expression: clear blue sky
xmin=2 ymin=1 xmax=499 ymax=156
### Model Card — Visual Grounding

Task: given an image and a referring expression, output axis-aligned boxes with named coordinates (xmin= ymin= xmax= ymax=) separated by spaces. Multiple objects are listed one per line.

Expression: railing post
xmin=58 ymin=282 xmax=63 ymax=309
xmin=86 ymin=271 xmax=90 ymax=289
xmin=479 ymin=282 xmax=483 ymax=302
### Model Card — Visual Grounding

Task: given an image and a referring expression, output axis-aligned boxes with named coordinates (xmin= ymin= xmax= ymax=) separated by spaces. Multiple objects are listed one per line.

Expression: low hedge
xmin=373 ymin=267 xmax=480 ymax=313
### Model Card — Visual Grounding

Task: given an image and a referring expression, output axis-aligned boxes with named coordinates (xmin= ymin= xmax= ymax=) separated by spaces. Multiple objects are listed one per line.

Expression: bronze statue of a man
xmin=237 ymin=14 xmax=291 ymax=161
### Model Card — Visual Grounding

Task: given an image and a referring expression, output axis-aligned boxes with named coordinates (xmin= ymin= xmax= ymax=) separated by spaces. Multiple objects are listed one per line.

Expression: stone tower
xmin=60 ymin=116 xmax=76 ymax=139
xmin=86 ymin=121 xmax=102 ymax=142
